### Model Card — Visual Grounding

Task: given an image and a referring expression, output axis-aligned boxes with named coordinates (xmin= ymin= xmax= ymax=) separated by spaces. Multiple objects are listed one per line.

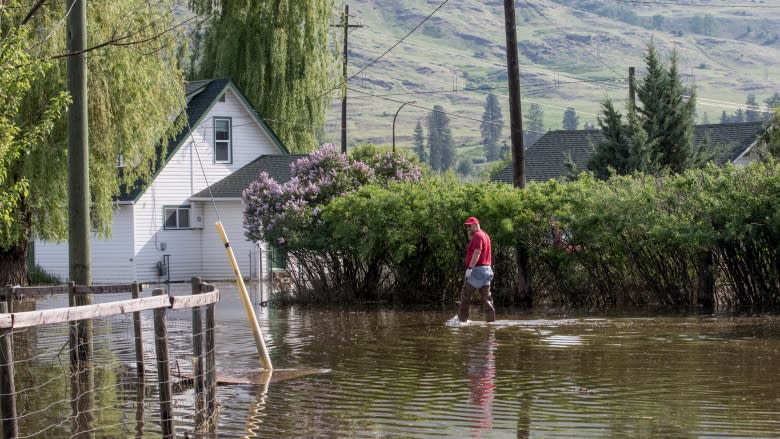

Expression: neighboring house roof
xmin=493 ymin=130 xmax=603 ymax=184
xmin=694 ymin=121 xmax=765 ymax=164
xmin=119 ymin=78 xmax=288 ymax=202
xmin=492 ymin=121 xmax=765 ymax=184
xmin=190 ymin=154 xmax=306 ymax=200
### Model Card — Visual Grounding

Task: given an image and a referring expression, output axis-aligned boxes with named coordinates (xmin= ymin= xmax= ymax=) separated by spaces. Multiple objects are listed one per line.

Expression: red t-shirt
xmin=465 ymin=230 xmax=492 ymax=268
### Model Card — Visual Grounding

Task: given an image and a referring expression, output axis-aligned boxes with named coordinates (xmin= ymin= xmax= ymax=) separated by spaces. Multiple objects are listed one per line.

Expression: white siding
xmin=199 ymin=201 xmax=260 ymax=280
xmin=132 ymin=86 xmax=284 ymax=282
xmin=34 ymin=205 xmax=135 ymax=283
xmin=35 ymin=85 xmax=284 ymax=283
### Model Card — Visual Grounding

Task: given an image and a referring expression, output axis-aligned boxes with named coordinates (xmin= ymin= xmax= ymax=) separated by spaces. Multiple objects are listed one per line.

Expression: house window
xmin=214 ymin=117 xmax=232 ymax=163
xmin=164 ymin=206 xmax=191 ymax=229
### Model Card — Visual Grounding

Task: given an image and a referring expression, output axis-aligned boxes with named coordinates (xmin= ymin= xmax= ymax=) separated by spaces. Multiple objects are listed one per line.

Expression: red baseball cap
xmin=464 ymin=216 xmax=479 ymax=225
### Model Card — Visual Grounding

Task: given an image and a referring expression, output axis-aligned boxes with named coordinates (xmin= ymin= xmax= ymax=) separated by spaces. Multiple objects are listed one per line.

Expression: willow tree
xmin=0 ymin=1 xmax=185 ymax=284
xmin=189 ymin=0 xmax=335 ymax=152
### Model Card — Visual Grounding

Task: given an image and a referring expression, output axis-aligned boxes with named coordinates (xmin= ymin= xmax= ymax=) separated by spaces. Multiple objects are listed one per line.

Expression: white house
xmin=34 ymin=78 xmax=300 ymax=283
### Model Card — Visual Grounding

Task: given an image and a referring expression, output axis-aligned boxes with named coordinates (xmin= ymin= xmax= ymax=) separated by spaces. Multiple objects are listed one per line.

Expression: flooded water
xmin=13 ymin=282 xmax=780 ymax=438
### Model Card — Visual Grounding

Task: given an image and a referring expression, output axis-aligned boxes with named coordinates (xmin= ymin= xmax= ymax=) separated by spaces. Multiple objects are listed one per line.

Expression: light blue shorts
xmin=468 ymin=265 xmax=494 ymax=289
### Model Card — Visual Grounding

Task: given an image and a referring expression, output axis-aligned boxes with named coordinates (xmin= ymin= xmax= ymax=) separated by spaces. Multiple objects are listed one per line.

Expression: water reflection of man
xmin=465 ymin=328 xmax=497 ymax=437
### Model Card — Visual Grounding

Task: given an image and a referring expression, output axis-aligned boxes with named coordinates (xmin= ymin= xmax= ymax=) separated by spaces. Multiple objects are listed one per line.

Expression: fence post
xmin=4 ymin=285 xmax=12 ymax=314
xmin=132 ymin=282 xmax=145 ymax=379
xmin=0 ymin=302 xmax=17 ymax=438
xmin=191 ymin=277 xmax=205 ymax=429
xmin=205 ymin=294 xmax=217 ymax=419
xmin=69 ymin=282 xmax=95 ymax=439
xmin=152 ymin=288 xmax=175 ymax=438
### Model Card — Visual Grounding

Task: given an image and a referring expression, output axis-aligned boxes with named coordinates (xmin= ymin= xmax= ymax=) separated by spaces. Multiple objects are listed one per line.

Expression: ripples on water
xmin=15 ymin=284 xmax=780 ymax=438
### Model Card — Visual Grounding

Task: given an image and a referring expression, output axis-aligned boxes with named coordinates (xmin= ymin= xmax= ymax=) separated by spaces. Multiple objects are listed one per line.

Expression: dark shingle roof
xmin=694 ymin=121 xmax=765 ymax=164
xmin=191 ymin=154 xmax=306 ymax=199
xmin=492 ymin=121 xmax=765 ymax=184
xmin=493 ymin=130 xmax=603 ymax=184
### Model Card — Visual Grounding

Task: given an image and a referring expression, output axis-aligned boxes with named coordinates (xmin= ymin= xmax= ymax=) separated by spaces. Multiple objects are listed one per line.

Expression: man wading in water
xmin=448 ymin=216 xmax=496 ymax=325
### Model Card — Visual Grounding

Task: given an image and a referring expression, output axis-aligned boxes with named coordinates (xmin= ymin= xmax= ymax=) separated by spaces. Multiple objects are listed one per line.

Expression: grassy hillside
xmin=323 ymin=0 xmax=780 ymax=160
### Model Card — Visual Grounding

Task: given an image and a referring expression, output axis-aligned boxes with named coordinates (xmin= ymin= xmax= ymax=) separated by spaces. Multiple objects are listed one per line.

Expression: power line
xmin=347 ymin=87 xmax=547 ymax=134
xmin=607 ymin=0 xmax=780 ymax=7
xmin=347 ymin=0 xmax=452 ymax=81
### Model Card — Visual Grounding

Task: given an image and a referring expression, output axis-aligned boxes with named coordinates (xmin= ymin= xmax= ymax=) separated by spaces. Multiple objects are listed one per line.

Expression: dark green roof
xmin=119 ymin=78 xmax=288 ymax=202
xmin=492 ymin=121 xmax=765 ymax=184
xmin=191 ymin=154 xmax=306 ymax=199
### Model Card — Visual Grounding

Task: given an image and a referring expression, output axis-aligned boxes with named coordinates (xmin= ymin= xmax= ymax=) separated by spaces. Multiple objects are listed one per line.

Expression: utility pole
xmin=332 ymin=4 xmax=363 ymax=154
xmin=67 ymin=0 xmax=90 ymax=286
xmin=628 ymin=66 xmax=636 ymax=111
xmin=504 ymin=0 xmax=525 ymax=189
xmin=503 ymin=0 xmax=531 ymax=306
xmin=66 ymin=0 xmax=94 ymax=437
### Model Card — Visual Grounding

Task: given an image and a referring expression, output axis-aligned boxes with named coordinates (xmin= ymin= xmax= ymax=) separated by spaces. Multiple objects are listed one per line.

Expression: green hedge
xmin=296 ymin=161 xmax=780 ymax=308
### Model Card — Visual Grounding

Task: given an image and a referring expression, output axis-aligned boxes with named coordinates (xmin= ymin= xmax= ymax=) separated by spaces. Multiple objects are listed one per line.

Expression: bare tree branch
xmin=21 ymin=0 xmax=47 ymax=25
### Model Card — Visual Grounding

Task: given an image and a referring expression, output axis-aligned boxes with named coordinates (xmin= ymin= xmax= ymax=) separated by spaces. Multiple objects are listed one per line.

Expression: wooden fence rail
xmin=0 ymin=279 xmax=219 ymax=438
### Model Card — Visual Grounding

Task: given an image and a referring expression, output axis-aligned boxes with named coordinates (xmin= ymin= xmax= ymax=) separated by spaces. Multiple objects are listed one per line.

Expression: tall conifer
xmin=480 ymin=93 xmax=503 ymax=161
xmin=413 ymin=120 xmax=427 ymax=163
xmin=426 ymin=105 xmax=455 ymax=171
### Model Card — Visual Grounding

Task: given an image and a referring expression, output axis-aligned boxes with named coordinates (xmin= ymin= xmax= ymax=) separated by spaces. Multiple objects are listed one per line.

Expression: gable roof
xmin=694 ymin=121 xmax=765 ymax=164
xmin=119 ymin=78 xmax=288 ymax=202
xmin=493 ymin=130 xmax=603 ymax=184
xmin=190 ymin=154 xmax=306 ymax=200
xmin=492 ymin=121 xmax=765 ymax=184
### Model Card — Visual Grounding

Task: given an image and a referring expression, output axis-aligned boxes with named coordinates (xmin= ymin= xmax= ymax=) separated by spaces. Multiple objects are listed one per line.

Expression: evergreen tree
xmin=524 ymin=103 xmax=544 ymax=146
xmin=0 ymin=1 xmax=185 ymax=284
xmin=480 ymin=93 xmax=503 ymax=161
xmin=189 ymin=0 xmax=335 ymax=152
xmin=636 ymin=44 xmax=697 ymax=173
xmin=746 ymin=94 xmax=762 ymax=122
xmin=562 ymin=107 xmax=579 ymax=130
xmin=765 ymin=93 xmax=780 ymax=121
xmin=720 ymin=111 xmax=730 ymax=124
xmin=589 ymin=99 xmax=631 ymax=179
xmin=413 ymin=120 xmax=427 ymax=163
xmin=456 ymin=158 xmax=474 ymax=177
xmin=759 ymin=108 xmax=780 ymax=158
xmin=426 ymin=105 xmax=455 ymax=171
xmin=765 ymin=93 xmax=780 ymax=109
xmin=590 ymin=43 xmax=699 ymax=178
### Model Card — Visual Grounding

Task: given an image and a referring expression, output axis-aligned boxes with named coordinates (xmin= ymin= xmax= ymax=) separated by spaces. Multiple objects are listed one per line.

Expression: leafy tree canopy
xmin=188 ymin=0 xmax=335 ymax=153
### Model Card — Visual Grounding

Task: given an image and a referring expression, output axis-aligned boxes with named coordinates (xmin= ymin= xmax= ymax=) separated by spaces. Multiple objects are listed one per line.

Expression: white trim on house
xmin=732 ymin=140 xmax=758 ymax=166
xmin=34 ymin=80 xmax=286 ymax=284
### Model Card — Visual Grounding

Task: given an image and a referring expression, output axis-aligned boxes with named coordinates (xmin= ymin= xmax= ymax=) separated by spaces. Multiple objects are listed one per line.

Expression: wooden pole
xmin=503 ymin=0 xmax=532 ymax=306
xmin=134 ymin=381 xmax=145 ymax=439
xmin=152 ymin=288 xmax=174 ymax=438
xmin=4 ymin=285 xmax=13 ymax=314
xmin=0 ymin=303 xmax=17 ymax=439
xmin=191 ymin=278 xmax=205 ymax=428
xmin=205 ymin=301 xmax=217 ymax=418
xmin=132 ymin=282 xmax=144 ymax=379
xmin=341 ymin=4 xmax=349 ymax=154
xmin=215 ymin=221 xmax=272 ymax=370
xmin=69 ymin=281 xmax=95 ymax=439
xmin=503 ymin=0 xmax=525 ymax=189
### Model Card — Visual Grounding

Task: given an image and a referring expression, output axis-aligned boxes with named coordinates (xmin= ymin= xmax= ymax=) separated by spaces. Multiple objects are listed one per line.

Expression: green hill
xmin=324 ymin=0 xmax=780 ymax=158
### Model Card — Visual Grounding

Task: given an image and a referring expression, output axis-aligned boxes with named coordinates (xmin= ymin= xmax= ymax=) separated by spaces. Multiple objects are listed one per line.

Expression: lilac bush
xmin=243 ymin=144 xmax=421 ymax=249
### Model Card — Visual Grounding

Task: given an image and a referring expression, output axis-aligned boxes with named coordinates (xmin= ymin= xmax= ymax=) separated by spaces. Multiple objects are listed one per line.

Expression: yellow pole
xmin=215 ymin=221 xmax=273 ymax=370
